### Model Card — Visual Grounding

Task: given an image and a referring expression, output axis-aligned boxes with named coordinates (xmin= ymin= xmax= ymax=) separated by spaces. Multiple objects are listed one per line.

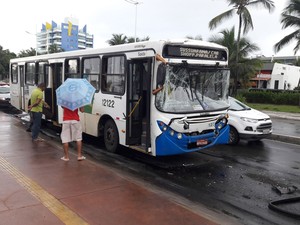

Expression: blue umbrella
xmin=56 ymin=78 xmax=96 ymax=111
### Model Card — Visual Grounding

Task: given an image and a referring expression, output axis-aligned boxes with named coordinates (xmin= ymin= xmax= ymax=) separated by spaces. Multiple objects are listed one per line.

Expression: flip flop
xmin=61 ymin=157 xmax=69 ymax=161
xmin=77 ymin=156 xmax=86 ymax=161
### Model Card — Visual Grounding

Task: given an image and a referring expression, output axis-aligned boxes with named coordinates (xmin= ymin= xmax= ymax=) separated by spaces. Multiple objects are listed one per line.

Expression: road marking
xmin=0 ymin=156 xmax=88 ymax=225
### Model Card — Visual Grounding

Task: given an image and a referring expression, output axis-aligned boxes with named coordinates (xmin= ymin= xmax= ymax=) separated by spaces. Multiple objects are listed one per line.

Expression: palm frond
xmin=241 ymin=8 xmax=254 ymax=34
xmin=281 ymin=14 xmax=300 ymax=28
xmin=208 ymin=9 xmax=235 ymax=30
xmin=282 ymin=0 xmax=300 ymax=14
xmin=274 ymin=30 xmax=300 ymax=53
xmin=248 ymin=0 xmax=275 ymax=13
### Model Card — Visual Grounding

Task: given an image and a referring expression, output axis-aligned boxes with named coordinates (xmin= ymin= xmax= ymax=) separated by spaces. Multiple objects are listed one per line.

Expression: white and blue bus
xmin=10 ymin=39 xmax=230 ymax=156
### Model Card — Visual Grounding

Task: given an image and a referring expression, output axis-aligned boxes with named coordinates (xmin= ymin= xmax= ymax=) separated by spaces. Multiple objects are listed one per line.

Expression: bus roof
xmin=10 ymin=39 xmax=228 ymax=63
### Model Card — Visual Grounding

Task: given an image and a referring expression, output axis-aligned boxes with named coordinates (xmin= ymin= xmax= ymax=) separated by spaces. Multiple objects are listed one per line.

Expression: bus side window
xmin=11 ymin=64 xmax=18 ymax=84
xmin=65 ymin=58 xmax=80 ymax=79
xmin=101 ymin=56 xmax=125 ymax=95
xmin=25 ymin=62 xmax=35 ymax=85
xmin=83 ymin=57 xmax=100 ymax=91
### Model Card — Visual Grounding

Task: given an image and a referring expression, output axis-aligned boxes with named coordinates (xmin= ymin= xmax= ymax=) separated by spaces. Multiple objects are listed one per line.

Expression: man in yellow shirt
xmin=28 ymin=83 xmax=50 ymax=142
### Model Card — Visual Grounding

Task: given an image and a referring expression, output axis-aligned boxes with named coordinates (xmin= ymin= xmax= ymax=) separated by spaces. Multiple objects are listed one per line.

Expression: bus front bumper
xmin=155 ymin=125 xmax=229 ymax=156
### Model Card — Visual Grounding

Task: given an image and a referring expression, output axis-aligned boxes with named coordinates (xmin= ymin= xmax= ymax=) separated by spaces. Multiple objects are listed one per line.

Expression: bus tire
xmin=104 ymin=119 xmax=119 ymax=153
xmin=229 ymin=126 xmax=239 ymax=145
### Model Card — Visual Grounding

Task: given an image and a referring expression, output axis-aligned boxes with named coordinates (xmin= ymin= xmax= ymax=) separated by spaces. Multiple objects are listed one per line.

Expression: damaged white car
xmin=228 ymin=97 xmax=272 ymax=144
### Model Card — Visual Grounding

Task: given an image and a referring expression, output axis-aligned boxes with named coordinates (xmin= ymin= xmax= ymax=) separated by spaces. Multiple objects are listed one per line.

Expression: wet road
xmin=2 ymin=106 xmax=300 ymax=225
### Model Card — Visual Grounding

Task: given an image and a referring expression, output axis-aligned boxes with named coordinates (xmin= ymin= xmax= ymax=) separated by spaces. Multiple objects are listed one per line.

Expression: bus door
xmin=126 ymin=58 xmax=152 ymax=150
xmin=49 ymin=63 xmax=63 ymax=121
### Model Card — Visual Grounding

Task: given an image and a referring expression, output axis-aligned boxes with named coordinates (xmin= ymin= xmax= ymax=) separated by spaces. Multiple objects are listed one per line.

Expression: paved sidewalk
xmin=262 ymin=111 xmax=300 ymax=145
xmin=262 ymin=110 xmax=300 ymax=121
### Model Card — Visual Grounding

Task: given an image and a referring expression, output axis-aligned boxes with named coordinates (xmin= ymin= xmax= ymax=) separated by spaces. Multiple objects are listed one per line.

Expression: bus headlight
xmin=157 ymin=120 xmax=183 ymax=140
xmin=217 ymin=123 xmax=223 ymax=130
xmin=215 ymin=116 xmax=228 ymax=132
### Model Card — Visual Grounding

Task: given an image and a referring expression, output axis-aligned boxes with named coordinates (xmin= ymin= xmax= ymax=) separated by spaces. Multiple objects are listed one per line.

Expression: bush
xmin=242 ymin=89 xmax=300 ymax=106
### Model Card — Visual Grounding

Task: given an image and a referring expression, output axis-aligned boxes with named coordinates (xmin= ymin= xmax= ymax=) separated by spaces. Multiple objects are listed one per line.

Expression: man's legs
xmin=76 ymin=141 xmax=82 ymax=158
xmin=62 ymin=142 xmax=69 ymax=160
xmin=31 ymin=112 xmax=42 ymax=140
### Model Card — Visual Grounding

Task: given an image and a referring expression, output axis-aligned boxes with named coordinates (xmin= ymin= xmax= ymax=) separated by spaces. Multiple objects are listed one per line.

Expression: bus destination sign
xmin=163 ymin=45 xmax=227 ymax=61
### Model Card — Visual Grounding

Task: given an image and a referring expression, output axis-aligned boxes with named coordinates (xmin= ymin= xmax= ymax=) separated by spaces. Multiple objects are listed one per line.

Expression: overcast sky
xmin=0 ymin=0 xmax=295 ymax=57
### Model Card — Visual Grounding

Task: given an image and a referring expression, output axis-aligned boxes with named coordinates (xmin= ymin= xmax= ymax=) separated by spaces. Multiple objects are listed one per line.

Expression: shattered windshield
xmin=155 ymin=64 xmax=230 ymax=113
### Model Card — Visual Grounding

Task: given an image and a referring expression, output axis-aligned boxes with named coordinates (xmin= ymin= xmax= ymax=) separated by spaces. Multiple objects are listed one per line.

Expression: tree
xmin=274 ymin=0 xmax=300 ymax=54
xmin=107 ymin=34 xmax=150 ymax=46
xmin=48 ymin=44 xmax=64 ymax=54
xmin=209 ymin=0 xmax=275 ymax=94
xmin=18 ymin=47 xmax=36 ymax=57
xmin=209 ymin=27 xmax=262 ymax=90
xmin=107 ymin=34 xmax=128 ymax=46
xmin=0 ymin=45 xmax=16 ymax=80
xmin=127 ymin=36 xmax=150 ymax=43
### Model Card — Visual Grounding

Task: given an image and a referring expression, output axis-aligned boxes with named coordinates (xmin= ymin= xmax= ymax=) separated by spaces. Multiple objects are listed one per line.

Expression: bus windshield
xmin=155 ymin=64 xmax=230 ymax=113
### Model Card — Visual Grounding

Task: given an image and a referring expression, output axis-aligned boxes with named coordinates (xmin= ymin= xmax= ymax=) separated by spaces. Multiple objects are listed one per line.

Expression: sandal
xmin=77 ymin=156 xmax=86 ymax=161
xmin=61 ymin=157 xmax=69 ymax=161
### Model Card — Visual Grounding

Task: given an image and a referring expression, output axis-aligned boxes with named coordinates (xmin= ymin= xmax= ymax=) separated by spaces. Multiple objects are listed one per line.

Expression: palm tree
xmin=209 ymin=0 xmax=275 ymax=94
xmin=274 ymin=0 xmax=300 ymax=54
xmin=127 ymin=36 xmax=150 ymax=43
xmin=18 ymin=47 xmax=37 ymax=57
xmin=209 ymin=27 xmax=262 ymax=91
xmin=107 ymin=34 xmax=128 ymax=46
xmin=48 ymin=44 xmax=64 ymax=54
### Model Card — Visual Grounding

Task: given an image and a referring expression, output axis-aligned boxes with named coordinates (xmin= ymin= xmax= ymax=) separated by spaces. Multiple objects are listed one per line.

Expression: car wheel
xmin=104 ymin=119 xmax=119 ymax=153
xmin=229 ymin=126 xmax=240 ymax=145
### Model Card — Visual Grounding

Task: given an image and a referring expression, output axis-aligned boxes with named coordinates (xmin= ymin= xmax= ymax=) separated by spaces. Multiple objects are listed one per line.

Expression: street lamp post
xmin=125 ymin=0 xmax=142 ymax=42
xmin=25 ymin=31 xmax=38 ymax=56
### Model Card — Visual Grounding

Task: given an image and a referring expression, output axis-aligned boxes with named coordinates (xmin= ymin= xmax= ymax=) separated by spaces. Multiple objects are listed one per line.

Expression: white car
xmin=227 ymin=97 xmax=272 ymax=144
xmin=0 ymin=85 xmax=11 ymax=107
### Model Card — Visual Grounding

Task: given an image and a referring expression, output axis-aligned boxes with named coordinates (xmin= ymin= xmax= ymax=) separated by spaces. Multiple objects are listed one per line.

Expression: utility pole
xmin=124 ymin=0 xmax=142 ymax=42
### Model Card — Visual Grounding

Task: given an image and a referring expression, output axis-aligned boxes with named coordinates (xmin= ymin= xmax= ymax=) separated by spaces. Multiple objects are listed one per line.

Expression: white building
xmin=269 ymin=63 xmax=300 ymax=90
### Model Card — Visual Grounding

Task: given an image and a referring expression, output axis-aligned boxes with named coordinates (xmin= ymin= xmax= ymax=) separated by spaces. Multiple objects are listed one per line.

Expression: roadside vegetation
xmin=236 ymin=89 xmax=300 ymax=113
xmin=246 ymin=103 xmax=300 ymax=113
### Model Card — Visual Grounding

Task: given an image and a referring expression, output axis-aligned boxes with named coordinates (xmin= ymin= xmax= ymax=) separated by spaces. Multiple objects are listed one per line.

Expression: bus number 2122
xmin=102 ymin=99 xmax=115 ymax=108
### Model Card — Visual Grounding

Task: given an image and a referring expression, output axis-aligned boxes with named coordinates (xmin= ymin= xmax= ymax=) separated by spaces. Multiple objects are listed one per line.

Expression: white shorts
xmin=61 ymin=120 xmax=82 ymax=143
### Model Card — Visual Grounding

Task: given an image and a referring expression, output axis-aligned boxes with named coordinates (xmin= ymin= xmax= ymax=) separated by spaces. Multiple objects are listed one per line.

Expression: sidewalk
xmin=262 ymin=110 xmax=300 ymax=121
xmin=262 ymin=111 xmax=300 ymax=145
xmin=0 ymin=111 xmax=237 ymax=225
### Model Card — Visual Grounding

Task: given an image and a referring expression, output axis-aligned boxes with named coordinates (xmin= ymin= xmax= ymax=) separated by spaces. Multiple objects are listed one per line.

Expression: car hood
xmin=228 ymin=108 xmax=270 ymax=119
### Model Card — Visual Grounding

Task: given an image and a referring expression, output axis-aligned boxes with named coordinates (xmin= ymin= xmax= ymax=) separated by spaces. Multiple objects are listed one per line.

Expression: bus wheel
xmin=229 ymin=126 xmax=239 ymax=145
xmin=104 ymin=119 xmax=119 ymax=152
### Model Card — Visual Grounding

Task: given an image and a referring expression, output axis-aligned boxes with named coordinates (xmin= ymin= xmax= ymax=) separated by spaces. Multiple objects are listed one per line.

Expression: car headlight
xmin=241 ymin=117 xmax=259 ymax=123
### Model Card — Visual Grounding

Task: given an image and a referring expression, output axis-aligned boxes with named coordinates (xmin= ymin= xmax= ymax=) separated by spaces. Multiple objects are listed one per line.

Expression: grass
xmin=246 ymin=103 xmax=300 ymax=113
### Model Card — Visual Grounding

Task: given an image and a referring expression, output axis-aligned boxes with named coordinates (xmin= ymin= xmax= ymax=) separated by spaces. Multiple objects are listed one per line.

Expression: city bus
xmin=10 ymin=39 xmax=230 ymax=156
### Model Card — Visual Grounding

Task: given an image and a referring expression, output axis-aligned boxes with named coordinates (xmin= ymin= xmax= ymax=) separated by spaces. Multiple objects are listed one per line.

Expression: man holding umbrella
xmin=56 ymin=78 xmax=96 ymax=161
xmin=60 ymin=106 xmax=85 ymax=161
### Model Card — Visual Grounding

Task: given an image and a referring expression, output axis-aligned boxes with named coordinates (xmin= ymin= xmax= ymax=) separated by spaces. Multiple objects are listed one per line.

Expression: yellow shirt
xmin=30 ymin=88 xmax=43 ymax=112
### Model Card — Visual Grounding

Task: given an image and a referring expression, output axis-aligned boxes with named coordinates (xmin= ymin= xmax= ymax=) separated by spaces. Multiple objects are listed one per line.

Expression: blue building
xmin=37 ymin=17 xmax=93 ymax=54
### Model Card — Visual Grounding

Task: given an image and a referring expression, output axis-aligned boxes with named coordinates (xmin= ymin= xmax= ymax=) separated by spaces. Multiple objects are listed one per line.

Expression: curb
xmin=267 ymin=133 xmax=300 ymax=145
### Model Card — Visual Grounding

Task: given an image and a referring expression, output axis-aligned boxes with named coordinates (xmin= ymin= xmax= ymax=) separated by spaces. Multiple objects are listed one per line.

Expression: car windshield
xmin=155 ymin=64 xmax=230 ymax=113
xmin=0 ymin=86 xmax=10 ymax=94
xmin=229 ymin=97 xmax=251 ymax=111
